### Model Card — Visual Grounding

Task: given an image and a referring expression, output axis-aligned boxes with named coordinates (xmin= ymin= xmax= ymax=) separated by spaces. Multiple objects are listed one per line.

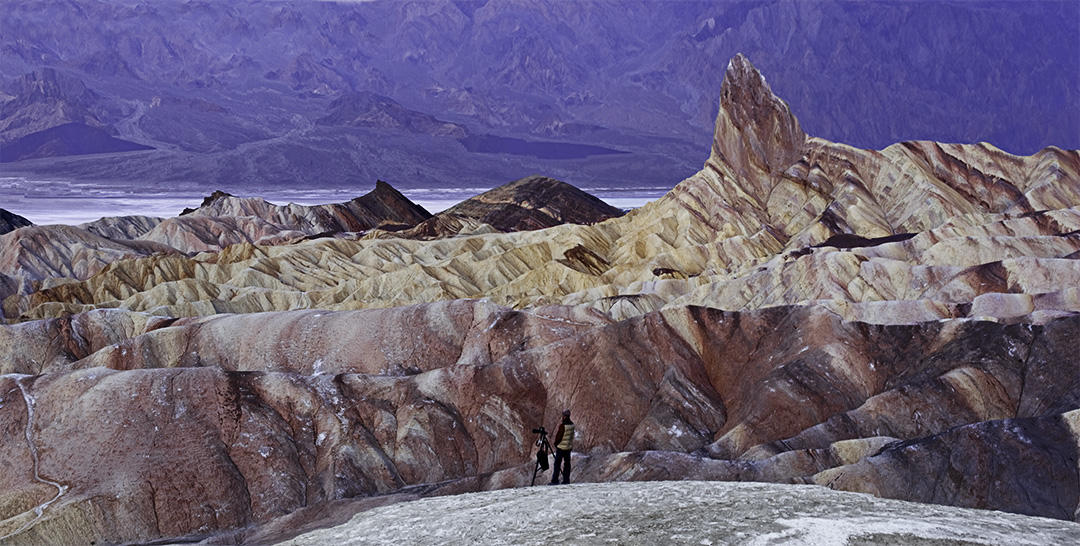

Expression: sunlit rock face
xmin=0 ymin=54 xmax=1078 ymax=544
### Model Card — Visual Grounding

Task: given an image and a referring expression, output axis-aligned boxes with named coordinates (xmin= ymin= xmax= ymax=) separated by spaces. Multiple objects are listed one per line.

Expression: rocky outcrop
xmin=171 ymin=181 xmax=432 ymax=246
xmin=814 ymin=411 xmax=1080 ymax=521
xmin=23 ymin=181 xmax=435 ymax=260
xmin=0 ymin=210 xmax=32 ymax=235
xmin=381 ymin=175 xmax=623 ymax=239
xmin=178 ymin=190 xmax=234 ymax=215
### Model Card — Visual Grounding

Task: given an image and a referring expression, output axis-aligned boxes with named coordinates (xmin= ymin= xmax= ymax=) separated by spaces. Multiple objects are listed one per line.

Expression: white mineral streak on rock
xmin=0 ymin=376 xmax=69 ymax=542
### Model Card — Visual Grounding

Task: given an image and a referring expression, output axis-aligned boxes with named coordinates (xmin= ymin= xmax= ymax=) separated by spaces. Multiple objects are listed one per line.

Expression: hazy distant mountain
xmin=0 ymin=122 xmax=152 ymax=162
xmin=0 ymin=69 xmax=111 ymax=142
xmin=0 ymin=0 xmax=1075 ymax=192
xmin=317 ymin=91 xmax=467 ymax=138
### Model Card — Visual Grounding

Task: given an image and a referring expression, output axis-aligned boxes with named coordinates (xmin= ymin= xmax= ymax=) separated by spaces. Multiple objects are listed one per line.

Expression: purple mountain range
xmin=0 ymin=0 xmax=1076 ymax=193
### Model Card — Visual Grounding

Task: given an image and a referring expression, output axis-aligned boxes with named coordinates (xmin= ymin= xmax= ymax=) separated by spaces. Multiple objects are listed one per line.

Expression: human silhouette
xmin=549 ymin=409 xmax=575 ymax=485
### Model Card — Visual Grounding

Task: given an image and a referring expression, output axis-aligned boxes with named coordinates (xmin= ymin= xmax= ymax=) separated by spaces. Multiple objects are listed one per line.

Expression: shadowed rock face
xmin=0 ymin=69 xmax=107 ymax=144
xmin=0 ymin=53 xmax=1078 ymax=544
xmin=0 ymin=210 xmax=32 ymax=235
xmin=0 ymin=122 xmax=152 ymax=163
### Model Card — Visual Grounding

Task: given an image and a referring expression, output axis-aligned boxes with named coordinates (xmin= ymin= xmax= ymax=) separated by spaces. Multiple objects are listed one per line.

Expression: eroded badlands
xmin=1 ymin=54 xmax=1078 ymax=544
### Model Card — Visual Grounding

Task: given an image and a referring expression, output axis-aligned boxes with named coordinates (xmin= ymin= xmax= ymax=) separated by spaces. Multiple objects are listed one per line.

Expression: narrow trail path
xmin=0 ymin=375 xmax=69 ymax=542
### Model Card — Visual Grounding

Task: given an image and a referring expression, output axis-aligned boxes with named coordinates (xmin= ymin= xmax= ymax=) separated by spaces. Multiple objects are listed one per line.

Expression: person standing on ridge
xmin=549 ymin=409 xmax=575 ymax=485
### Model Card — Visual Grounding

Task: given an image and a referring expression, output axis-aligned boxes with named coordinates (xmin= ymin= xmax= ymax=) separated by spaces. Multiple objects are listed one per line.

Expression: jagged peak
xmin=709 ymin=53 xmax=806 ymax=179
xmin=371 ymin=179 xmax=401 ymax=195
xmin=355 ymin=180 xmax=433 ymax=220
xmin=723 ymin=53 xmax=769 ymax=94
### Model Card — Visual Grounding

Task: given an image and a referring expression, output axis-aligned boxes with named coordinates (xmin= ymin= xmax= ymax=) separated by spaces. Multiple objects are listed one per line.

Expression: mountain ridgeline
xmin=0 ymin=0 xmax=1075 ymax=193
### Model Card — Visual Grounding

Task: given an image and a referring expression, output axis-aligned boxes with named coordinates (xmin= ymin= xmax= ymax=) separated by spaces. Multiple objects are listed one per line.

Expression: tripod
xmin=530 ymin=427 xmax=554 ymax=486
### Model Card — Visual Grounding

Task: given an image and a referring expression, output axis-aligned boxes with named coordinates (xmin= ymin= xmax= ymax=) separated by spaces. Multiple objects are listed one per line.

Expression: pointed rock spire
xmin=708 ymin=53 xmax=806 ymax=180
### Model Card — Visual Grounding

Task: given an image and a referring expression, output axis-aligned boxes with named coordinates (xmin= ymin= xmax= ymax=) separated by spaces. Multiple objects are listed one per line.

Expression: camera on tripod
xmin=530 ymin=425 xmax=553 ymax=485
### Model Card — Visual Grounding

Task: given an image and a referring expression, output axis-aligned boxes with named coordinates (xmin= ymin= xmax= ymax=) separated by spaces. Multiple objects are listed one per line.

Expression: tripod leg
xmin=532 ymin=461 xmax=539 ymax=486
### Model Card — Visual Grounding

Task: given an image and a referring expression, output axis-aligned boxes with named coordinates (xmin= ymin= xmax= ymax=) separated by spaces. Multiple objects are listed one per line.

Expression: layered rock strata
xmin=0 ymin=302 xmax=1077 ymax=543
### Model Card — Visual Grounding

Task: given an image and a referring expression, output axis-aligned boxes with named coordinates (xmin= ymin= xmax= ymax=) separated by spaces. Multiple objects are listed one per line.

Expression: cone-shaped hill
xmin=394 ymin=175 xmax=625 ymax=239
xmin=441 ymin=175 xmax=624 ymax=231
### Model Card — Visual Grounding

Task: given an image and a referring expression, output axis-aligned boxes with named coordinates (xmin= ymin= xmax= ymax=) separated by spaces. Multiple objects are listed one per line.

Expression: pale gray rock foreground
xmin=282 ymin=481 xmax=1080 ymax=546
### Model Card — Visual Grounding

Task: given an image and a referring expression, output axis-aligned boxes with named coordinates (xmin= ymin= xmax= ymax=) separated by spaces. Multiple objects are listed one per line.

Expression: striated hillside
xmin=0 ymin=55 xmax=1078 ymax=544
xmin=0 ymin=302 xmax=1078 ymax=543
xmin=5 ymin=55 xmax=1078 ymax=324
xmin=179 ymin=180 xmax=433 ymax=236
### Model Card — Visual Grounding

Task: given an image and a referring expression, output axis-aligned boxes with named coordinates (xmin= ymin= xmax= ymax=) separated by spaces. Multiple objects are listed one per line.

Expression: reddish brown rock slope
xmin=0 ymin=302 xmax=1077 ymax=543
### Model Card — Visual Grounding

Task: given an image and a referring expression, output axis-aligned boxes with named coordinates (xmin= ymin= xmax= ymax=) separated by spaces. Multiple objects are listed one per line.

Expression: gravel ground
xmin=281 ymin=481 xmax=1080 ymax=545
